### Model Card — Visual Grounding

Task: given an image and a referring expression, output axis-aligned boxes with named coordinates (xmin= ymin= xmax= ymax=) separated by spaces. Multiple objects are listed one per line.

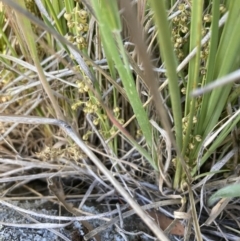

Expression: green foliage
xmin=208 ymin=183 xmax=240 ymax=207
xmin=91 ymin=0 xmax=157 ymax=169
xmin=1 ymin=0 xmax=240 ymax=187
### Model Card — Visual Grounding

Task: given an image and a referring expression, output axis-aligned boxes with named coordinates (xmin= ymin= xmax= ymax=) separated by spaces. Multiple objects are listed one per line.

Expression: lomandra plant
xmin=91 ymin=0 xmax=240 ymax=200
xmin=91 ymin=2 xmax=240 ymax=238
xmin=1 ymin=0 xmax=240 ymax=240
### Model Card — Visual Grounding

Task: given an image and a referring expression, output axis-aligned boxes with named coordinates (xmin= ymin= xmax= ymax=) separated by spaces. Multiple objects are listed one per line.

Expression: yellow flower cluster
xmin=64 ymin=5 xmax=89 ymax=50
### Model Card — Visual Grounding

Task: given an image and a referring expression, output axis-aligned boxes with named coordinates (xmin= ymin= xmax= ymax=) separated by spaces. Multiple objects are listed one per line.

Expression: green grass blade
xmin=149 ymin=0 xmax=183 ymax=186
xmin=149 ymin=0 xmax=182 ymax=150
xmin=44 ymin=0 xmax=65 ymax=35
xmin=182 ymin=1 xmax=203 ymax=159
xmin=90 ymin=1 xmax=154 ymax=157
xmin=185 ymin=1 xmax=203 ymax=115
xmin=196 ymin=0 xmax=220 ymax=134
xmin=13 ymin=0 xmax=65 ymax=121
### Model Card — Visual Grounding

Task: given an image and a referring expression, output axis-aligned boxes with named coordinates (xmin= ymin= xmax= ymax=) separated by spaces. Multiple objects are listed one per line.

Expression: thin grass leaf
xmin=184 ymin=1 xmax=203 ymax=115
xmin=44 ymin=0 xmax=65 ymax=35
xmin=0 ymin=8 xmax=18 ymax=58
xmin=149 ymin=0 xmax=182 ymax=149
xmin=182 ymin=0 xmax=203 ymax=165
xmin=193 ymin=170 xmax=229 ymax=180
xmin=64 ymin=0 xmax=74 ymax=14
xmin=188 ymin=185 xmax=203 ymax=241
xmin=149 ymin=0 xmax=183 ymax=187
xmin=196 ymin=0 xmax=220 ymax=133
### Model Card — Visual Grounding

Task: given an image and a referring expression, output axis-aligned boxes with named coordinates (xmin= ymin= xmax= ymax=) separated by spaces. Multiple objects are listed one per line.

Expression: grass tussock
xmin=0 ymin=0 xmax=240 ymax=240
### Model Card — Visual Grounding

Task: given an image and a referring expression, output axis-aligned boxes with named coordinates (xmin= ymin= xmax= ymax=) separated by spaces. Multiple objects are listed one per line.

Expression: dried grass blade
xmin=188 ymin=186 xmax=203 ymax=241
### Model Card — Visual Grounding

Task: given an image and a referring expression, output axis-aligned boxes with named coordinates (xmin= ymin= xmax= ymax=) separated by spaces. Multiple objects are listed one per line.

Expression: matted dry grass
xmin=0 ymin=1 xmax=240 ymax=241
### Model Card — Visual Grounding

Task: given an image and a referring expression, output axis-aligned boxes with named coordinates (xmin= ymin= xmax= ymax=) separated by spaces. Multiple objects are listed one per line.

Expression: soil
xmin=0 ymin=199 xmax=179 ymax=241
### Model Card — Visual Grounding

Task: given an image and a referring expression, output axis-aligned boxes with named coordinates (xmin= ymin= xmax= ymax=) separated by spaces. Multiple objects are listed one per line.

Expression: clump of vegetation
xmin=0 ymin=0 xmax=240 ymax=240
